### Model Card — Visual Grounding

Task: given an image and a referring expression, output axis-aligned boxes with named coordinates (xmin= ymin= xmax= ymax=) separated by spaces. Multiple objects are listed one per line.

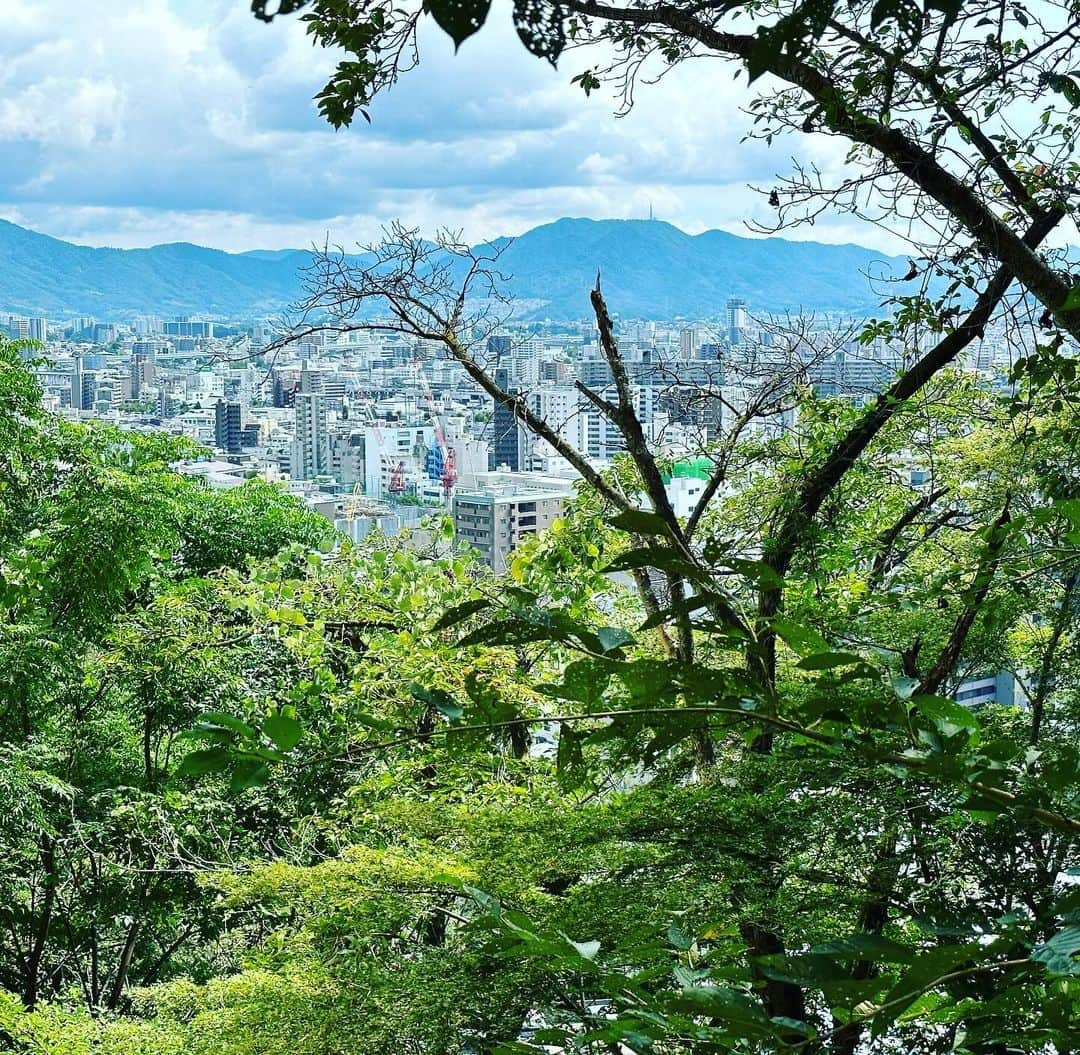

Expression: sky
xmin=0 ymin=0 xmax=869 ymax=252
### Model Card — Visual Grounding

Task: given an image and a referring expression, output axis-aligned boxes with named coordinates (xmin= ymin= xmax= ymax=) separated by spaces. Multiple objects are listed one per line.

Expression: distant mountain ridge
xmin=0 ymin=216 xmax=908 ymax=321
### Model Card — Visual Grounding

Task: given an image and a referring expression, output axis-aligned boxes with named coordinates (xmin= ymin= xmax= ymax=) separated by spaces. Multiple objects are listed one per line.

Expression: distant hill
xmin=0 ymin=216 xmax=908 ymax=321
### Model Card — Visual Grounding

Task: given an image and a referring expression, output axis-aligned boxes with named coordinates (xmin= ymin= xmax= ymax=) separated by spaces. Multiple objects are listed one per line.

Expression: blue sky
xmin=0 ymin=0 xmax=862 ymax=251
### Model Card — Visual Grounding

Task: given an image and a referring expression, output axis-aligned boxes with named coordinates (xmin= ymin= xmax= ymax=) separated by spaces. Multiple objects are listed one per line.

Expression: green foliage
xmin=174 ymin=478 xmax=335 ymax=577
xmin=1 ymin=336 xmax=1079 ymax=1055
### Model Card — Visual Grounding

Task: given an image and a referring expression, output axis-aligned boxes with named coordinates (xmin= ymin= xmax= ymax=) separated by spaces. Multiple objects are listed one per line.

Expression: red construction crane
xmin=413 ymin=356 xmax=457 ymax=501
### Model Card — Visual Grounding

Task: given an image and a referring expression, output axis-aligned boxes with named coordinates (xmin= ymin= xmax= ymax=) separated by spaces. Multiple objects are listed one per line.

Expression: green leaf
xmin=556 ymin=725 xmax=587 ymax=791
xmin=667 ymin=924 xmax=693 ymax=951
xmin=413 ymin=684 xmax=464 ymax=720
xmin=874 ymin=943 xmax=982 ymax=1033
xmin=891 ymin=675 xmax=920 ymax=700
xmin=230 ymin=757 xmax=271 ymax=791
xmin=178 ymin=748 xmax=231 ymax=776
xmin=1032 ymin=925 xmax=1080 ymax=975
xmin=197 ymin=711 xmax=257 ymax=739
xmin=262 ymin=713 xmax=304 ymax=752
xmin=597 ymin=626 xmax=635 ymax=652
xmin=458 ymin=619 xmax=568 ymax=648
xmin=463 ymin=885 xmax=501 ymax=914
xmin=667 ymin=986 xmax=772 ymax=1032
xmin=771 ymin=617 xmax=830 ymax=657
xmin=431 ymin=597 xmax=488 ymax=631
xmin=512 ymin=0 xmax=566 ymax=64
xmin=1040 ymin=71 xmax=1080 ymax=108
xmin=910 ymin=694 xmax=980 ymax=733
xmin=719 ymin=557 xmax=784 ymax=590
xmin=424 ymin=0 xmax=492 ymax=49
xmin=607 ymin=508 xmax=675 ymax=537
xmin=809 ymin=934 xmax=916 ymax=962
xmin=567 ymin=937 xmax=601 ymax=961
xmin=538 ymin=659 xmax=611 ymax=708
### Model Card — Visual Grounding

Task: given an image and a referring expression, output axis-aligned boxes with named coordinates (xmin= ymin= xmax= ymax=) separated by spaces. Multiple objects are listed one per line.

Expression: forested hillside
xmin=0 ymin=217 xmax=907 ymax=320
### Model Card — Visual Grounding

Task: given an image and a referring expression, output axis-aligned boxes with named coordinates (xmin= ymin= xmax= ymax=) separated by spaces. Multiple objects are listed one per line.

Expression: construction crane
xmin=344 ymin=479 xmax=364 ymax=535
xmin=413 ymin=356 xmax=457 ymax=503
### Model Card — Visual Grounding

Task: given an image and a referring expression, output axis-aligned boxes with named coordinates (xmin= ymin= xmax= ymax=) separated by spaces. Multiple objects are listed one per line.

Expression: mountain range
xmin=0 ymin=216 xmax=909 ymax=321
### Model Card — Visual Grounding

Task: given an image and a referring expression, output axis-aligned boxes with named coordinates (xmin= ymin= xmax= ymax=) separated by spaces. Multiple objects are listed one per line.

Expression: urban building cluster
xmin=5 ymin=298 xmax=1019 ymax=601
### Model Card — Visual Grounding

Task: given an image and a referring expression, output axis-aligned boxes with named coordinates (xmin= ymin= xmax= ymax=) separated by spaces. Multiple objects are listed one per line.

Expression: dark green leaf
xmin=1032 ymin=925 xmax=1080 ymax=975
xmin=178 ymin=747 xmax=231 ymax=776
xmin=910 ymin=694 xmax=980 ymax=733
xmin=556 ymin=725 xmax=587 ymax=791
xmin=608 ymin=508 xmax=675 ymax=537
xmin=431 ymin=597 xmax=488 ymax=631
xmin=413 ymin=684 xmax=464 ymax=720
xmin=262 ymin=713 xmax=304 ymax=752
xmin=197 ymin=711 xmax=257 ymax=739
xmin=771 ymin=617 xmax=830 ymax=657
xmin=230 ymin=757 xmax=271 ymax=791
xmin=425 ymin=0 xmax=492 ymax=49
xmin=597 ymin=626 xmax=635 ymax=652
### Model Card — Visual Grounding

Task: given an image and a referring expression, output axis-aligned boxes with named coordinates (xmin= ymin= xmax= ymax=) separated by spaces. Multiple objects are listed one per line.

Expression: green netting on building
xmin=661 ymin=458 xmax=713 ymax=483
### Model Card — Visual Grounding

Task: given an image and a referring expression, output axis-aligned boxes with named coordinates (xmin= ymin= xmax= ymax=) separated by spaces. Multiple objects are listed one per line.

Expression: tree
xmin=0 ymin=344 xmax=343 ymax=1015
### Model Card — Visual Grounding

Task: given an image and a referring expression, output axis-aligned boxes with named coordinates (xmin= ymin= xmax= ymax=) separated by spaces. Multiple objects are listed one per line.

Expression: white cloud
xmin=0 ymin=0 xmax=892 ymax=251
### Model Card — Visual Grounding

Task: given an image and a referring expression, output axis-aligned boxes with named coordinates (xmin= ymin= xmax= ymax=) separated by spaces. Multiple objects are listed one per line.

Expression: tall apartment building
xmin=70 ymin=358 xmax=97 ymax=412
xmin=489 ymin=366 xmax=526 ymax=471
xmin=524 ymin=384 xmax=659 ymax=461
xmin=727 ymin=297 xmax=748 ymax=346
xmin=214 ymin=400 xmax=243 ymax=454
xmin=453 ymin=475 xmax=573 ymax=572
xmin=290 ymin=391 xmax=330 ymax=480
xmin=129 ymin=351 xmax=155 ymax=400
xmin=158 ymin=389 xmax=181 ymax=419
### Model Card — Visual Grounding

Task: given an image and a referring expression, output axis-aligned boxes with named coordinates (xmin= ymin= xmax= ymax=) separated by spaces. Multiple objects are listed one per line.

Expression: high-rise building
xmin=290 ymin=391 xmax=330 ymax=480
xmin=727 ymin=297 xmax=748 ymax=347
xmin=486 ymin=334 xmax=512 ymax=366
xmin=453 ymin=476 xmax=573 ymax=573
xmin=214 ymin=400 xmax=243 ymax=454
xmin=272 ymin=371 xmax=298 ymax=408
xmin=27 ymin=317 xmax=47 ymax=343
xmin=679 ymin=327 xmax=698 ymax=360
xmin=158 ymin=389 xmax=180 ymax=419
xmin=163 ymin=318 xmax=214 ymax=339
xmin=69 ymin=358 xmax=96 ymax=412
xmin=129 ymin=351 xmax=155 ymax=400
xmin=489 ymin=367 xmax=526 ymax=471
xmin=71 ymin=356 xmax=84 ymax=411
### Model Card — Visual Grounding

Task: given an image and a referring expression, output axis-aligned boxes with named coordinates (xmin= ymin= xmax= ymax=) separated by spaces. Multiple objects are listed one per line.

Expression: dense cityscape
xmin=7 ymin=295 xmax=1020 ymax=574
